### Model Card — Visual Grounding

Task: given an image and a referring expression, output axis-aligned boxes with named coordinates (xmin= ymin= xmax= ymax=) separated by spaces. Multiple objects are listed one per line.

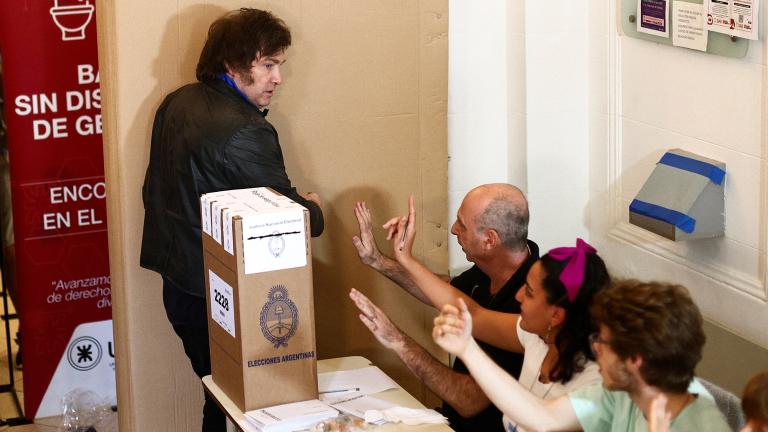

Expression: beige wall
xmin=96 ymin=1 xmax=448 ymax=430
xmin=698 ymin=320 xmax=768 ymax=395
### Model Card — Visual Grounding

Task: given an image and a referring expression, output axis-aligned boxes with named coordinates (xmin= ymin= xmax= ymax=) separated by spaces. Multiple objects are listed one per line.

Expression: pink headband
xmin=547 ymin=238 xmax=597 ymax=302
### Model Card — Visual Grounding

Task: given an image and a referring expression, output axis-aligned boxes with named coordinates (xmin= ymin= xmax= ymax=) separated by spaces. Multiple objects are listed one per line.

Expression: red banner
xmin=0 ymin=0 xmax=114 ymax=418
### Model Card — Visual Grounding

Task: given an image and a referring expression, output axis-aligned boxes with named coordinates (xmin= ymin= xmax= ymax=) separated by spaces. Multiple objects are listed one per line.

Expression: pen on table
xmin=319 ymin=387 xmax=360 ymax=394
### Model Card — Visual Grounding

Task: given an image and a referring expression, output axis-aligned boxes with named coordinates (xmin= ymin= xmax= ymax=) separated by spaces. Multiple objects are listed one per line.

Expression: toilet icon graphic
xmin=50 ymin=0 xmax=94 ymax=41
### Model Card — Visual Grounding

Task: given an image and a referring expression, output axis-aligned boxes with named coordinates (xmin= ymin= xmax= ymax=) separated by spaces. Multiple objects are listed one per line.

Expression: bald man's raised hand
xmin=353 ymin=201 xmax=384 ymax=268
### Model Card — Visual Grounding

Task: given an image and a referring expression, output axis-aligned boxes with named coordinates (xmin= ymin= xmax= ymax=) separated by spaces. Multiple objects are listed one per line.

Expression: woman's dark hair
xmin=539 ymin=252 xmax=610 ymax=384
xmin=196 ymin=8 xmax=291 ymax=82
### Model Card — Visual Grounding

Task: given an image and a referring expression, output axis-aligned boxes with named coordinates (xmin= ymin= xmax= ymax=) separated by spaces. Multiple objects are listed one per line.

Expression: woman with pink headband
xmin=382 ymin=200 xmax=610 ymax=431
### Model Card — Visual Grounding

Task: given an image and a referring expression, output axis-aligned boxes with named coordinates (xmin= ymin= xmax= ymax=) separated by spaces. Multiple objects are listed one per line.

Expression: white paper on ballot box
xmin=212 ymin=199 xmax=242 ymax=244
xmin=241 ymin=209 xmax=307 ymax=274
xmin=209 ymin=269 xmax=236 ymax=337
xmin=201 ymin=194 xmax=212 ymax=235
xmin=223 ymin=203 xmax=259 ymax=255
xmin=201 ymin=190 xmax=234 ymax=235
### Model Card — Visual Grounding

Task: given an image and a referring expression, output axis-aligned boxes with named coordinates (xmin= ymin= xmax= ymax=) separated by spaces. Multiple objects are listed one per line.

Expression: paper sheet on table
xmin=365 ymin=407 xmax=448 ymax=426
xmin=244 ymin=399 xmax=338 ymax=432
xmin=318 ymin=366 xmax=398 ymax=395
xmin=323 ymin=394 xmax=397 ymax=425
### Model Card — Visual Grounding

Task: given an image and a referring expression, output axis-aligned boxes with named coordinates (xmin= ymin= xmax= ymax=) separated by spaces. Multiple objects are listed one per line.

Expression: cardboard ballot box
xmin=201 ymin=187 xmax=317 ymax=412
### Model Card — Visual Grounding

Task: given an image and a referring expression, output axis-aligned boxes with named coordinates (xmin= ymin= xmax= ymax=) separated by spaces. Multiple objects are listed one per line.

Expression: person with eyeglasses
xmin=350 ymin=192 xmax=610 ymax=431
xmin=433 ymin=279 xmax=731 ymax=431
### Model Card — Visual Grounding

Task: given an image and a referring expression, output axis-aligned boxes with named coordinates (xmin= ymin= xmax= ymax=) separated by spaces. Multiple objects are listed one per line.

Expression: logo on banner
xmin=66 ymin=336 xmax=102 ymax=371
xmin=50 ymin=0 xmax=95 ymax=41
xmin=1 ymin=0 xmax=113 ymax=418
xmin=260 ymin=285 xmax=298 ymax=348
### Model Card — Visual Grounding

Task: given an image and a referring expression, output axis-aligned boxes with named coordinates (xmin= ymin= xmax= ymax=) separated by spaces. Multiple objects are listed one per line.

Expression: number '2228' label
xmin=209 ymin=270 xmax=236 ymax=338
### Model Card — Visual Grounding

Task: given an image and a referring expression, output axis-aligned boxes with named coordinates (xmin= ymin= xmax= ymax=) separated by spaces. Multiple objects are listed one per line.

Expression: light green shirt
xmin=568 ymin=379 xmax=731 ymax=432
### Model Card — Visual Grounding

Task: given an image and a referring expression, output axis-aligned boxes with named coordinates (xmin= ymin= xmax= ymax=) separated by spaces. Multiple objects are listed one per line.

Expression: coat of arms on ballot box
xmin=260 ymin=285 xmax=299 ymax=348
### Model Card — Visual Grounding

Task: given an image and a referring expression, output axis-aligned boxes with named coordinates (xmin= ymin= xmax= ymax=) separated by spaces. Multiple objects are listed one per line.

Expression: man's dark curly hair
xmin=591 ymin=279 xmax=705 ymax=393
xmin=196 ymin=8 xmax=291 ymax=82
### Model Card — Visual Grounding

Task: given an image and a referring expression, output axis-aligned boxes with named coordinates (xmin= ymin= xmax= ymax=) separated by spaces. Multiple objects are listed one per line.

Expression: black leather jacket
xmin=140 ymin=79 xmax=324 ymax=297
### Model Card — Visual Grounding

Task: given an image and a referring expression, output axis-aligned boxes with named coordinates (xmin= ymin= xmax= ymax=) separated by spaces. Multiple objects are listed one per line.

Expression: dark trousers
xmin=163 ymin=278 xmax=226 ymax=432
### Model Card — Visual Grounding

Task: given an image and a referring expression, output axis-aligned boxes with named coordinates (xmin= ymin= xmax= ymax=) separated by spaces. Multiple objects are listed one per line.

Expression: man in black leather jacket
xmin=140 ymin=9 xmax=324 ymax=432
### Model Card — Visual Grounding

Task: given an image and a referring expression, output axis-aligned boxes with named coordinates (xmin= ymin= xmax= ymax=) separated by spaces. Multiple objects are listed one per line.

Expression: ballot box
xmin=201 ymin=187 xmax=317 ymax=411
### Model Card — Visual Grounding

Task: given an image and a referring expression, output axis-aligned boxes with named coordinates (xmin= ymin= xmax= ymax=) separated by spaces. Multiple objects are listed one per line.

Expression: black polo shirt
xmin=441 ymin=240 xmax=539 ymax=432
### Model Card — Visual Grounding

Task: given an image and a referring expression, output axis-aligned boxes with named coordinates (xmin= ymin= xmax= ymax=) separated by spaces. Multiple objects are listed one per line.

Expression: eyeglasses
xmin=589 ymin=332 xmax=609 ymax=355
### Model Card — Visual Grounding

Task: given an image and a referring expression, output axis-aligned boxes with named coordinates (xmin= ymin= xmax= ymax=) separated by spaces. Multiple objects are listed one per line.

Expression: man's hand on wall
xmin=351 ymin=200 xmax=432 ymax=305
xmin=349 ymin=288 xmax=405 ymax=351
xmin=353 ymin=201 xmax=385 ymax=269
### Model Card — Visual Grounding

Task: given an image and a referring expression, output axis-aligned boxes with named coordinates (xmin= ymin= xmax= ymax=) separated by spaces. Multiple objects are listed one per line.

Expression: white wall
xmin=448 ymin=0 xmax=590 ymax=272
xmin=524 ymin=1 xmax=590 ymax=253
xmin=447 ymin=0 xmax=510 ymax=272
xmin=589 ymin=0 xmax=768 ymax=351
xmin=449 ymin=1 xmax=768 ymax=358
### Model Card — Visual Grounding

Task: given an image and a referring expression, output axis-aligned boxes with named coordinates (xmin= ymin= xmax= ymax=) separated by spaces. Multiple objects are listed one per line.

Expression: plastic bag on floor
xmin=61 ymin=388 xmax=113 ymax=432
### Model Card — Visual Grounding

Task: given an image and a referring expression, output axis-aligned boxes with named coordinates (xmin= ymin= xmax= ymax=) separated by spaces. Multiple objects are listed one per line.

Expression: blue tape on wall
xmin=658 ymin=152 xmax=726 ymax=185
xmin=629 ymin=199 xmax=696 ymax=234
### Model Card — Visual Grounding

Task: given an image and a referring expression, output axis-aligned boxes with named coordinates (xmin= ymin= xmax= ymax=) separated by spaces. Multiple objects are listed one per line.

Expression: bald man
xmin=352 ymin=184 xmax=539 ymax=432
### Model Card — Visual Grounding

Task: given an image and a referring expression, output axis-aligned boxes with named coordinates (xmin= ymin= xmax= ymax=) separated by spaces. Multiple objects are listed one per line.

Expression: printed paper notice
xmin=706 ymin=0 xmax=732 ymax=33
xmin=638 ymin=0 xmax=670 ymax=37
xmin=241 ymin=209 xmax=307 ymax=274
xmin=209 ymin=270 xmax=236 ymax=337
xmin=706 ymin=0 xmax=759 ymax=40
xmin=673 ymin=2 xmax=708 ymax=51
xmin=731 ymin=0 xmax=759 ymax=39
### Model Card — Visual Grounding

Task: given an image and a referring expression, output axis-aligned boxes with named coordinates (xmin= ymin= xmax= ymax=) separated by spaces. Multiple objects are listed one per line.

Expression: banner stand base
xmin=0 ymin=249 xmax=29 ymax=425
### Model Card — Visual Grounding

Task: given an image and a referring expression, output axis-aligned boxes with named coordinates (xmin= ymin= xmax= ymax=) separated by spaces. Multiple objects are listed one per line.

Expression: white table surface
xmin=203 ymin=356 xmax=453 ymax=431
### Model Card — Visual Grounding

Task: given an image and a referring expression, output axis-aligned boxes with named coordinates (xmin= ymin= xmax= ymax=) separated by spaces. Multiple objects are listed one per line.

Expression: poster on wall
xmin=637 ymin=0 xmax=670 ymax=37
xmin=705 ymin=0 xmax=760 ymax=40
xmin=0 ymin=0 xmax=114 ymax=419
